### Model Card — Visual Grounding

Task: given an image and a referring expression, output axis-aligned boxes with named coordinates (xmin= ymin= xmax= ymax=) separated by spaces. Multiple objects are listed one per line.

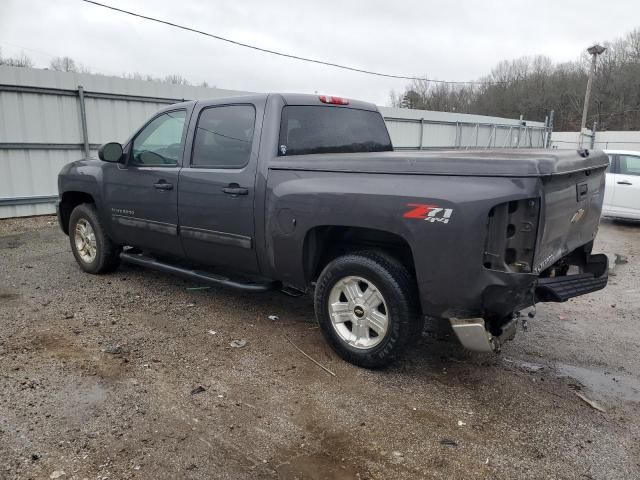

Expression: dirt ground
xmin=1 ymin=216 xmax=639 ymax=480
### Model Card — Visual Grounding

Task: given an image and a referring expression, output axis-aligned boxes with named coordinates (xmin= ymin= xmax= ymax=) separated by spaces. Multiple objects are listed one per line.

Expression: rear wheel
xmin=314 ymin=251 xmax=422 ymax=369
xmin=69 ymin=203 xmax=121 ymax=274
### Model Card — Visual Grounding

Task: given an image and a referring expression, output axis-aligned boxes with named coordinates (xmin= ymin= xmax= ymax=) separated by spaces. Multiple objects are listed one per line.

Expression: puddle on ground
xmin=555 ymin=363 xmax=640 ymax=403
xmin=0 ymin=236 xmax=23 ymax=249
xmin=504 ymin=357 xmax=640 ymax=403
xmin=503 ymin=358 xmax=545 ymax=373
xmin=53 ymin=381 xmax=109 ymax=423
xmin=276 ymin=454 xmax=361 ymax=480
xmin=0 ymin=288 xmax=21 ymax=301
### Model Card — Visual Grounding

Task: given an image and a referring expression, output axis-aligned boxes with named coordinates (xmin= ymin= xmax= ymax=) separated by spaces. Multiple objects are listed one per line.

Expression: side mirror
xmin=98 ymin=142 xmax=124 ymax=163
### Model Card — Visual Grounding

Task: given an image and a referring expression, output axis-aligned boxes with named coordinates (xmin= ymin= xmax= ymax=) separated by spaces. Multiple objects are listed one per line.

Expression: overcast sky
xmin=1 ymin=0 xmax=639 ymax=105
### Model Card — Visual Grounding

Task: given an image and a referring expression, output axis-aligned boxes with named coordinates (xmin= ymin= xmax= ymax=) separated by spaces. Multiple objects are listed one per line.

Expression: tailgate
xmin=533 ymin=164 xmax=607 ymax=273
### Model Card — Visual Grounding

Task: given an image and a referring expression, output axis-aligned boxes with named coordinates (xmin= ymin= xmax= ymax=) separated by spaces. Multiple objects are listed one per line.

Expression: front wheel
xmin=69 ymin=203 xmax=121 ymax=274
xmin=314 ymin=251 xmax=422 ymax=369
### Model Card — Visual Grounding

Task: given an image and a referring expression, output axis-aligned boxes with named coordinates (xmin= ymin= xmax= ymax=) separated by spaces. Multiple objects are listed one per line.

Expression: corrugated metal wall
xmin=552 ymin=130 xmax=640 ymax=150
xmin=0 ymin=66 xmax=549 ymax=218
xmin=381 ymin=106 xmax=546 ymax=150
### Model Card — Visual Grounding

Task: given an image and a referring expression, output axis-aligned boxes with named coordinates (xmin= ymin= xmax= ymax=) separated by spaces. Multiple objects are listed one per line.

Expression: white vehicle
xmin=603 ymin=150 xmax=640 ymax=220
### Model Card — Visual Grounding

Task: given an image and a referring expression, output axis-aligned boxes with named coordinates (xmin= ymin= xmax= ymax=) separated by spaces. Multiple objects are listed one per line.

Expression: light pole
xmin=580 ymin=44 xmax=606 ymax=145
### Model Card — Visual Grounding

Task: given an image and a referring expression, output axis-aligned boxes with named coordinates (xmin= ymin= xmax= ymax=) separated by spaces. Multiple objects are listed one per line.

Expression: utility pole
xmin=580 ymin=44 xmax=606 ymax=146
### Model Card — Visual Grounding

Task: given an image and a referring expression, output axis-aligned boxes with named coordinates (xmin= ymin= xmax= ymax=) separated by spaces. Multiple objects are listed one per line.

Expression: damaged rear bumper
xmin=452 ymin=253 xmax=608 ymax=353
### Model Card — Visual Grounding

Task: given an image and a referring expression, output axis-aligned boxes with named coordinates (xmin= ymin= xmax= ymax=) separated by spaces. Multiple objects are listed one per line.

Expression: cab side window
xmin=191 ymin=105 xmax=255 ymax=168
xmin=618 ymin=155 xmax=640 ymax=176
xmin=131 ymin=110 xmax=187 ymax=166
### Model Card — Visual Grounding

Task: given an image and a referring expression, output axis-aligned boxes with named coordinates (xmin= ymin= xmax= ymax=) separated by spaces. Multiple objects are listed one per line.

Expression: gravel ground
xmin=1 ymin=215 xmax=639 ymax=480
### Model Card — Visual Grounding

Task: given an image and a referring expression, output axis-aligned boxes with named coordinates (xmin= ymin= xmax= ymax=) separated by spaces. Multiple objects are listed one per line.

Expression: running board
xmin=119 ymin=252 xmax=276 ymax=292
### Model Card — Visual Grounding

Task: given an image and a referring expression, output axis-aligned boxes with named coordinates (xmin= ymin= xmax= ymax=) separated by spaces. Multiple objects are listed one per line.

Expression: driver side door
xmin=103 ymin=108 xmax=190 ymax=256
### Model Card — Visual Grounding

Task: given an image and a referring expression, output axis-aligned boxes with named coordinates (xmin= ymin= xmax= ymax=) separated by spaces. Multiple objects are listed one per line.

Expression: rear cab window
xmin=278 ymin=106 xmax=392 ymax=156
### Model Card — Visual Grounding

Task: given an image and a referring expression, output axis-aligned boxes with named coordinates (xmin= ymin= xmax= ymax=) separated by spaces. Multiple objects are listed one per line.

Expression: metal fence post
xmin=453 ymin=122 xmax=457 ymax=148
xmin=547 ymin=110 xmax=555 ymax=148
xmin=591 ymin=121 xmax=597 ymax=149
xmin=543 ymin=115 xmax=549 ymax=148
xmin=474 ymin=123 xmax=479 ymax=148
xmin=419 ymin=118 xmax=424 ymax=151
xmin=515 ymin=115 xmax=523 ymax=149
xmin=77 ymin=85 xmax=90 ymax=158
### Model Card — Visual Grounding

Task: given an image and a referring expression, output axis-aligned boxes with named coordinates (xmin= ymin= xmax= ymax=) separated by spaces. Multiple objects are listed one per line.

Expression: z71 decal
xmin=403 ymin=203 xmax=454 ymax=224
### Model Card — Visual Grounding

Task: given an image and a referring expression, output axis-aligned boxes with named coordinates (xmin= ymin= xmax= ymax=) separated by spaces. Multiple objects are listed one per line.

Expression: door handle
xmin=153 ymin=181 xmax=173 ymax=191
xmin=617 ymin=181 xmax=633 ymax=186
xmin=222 ymin=184 xmax=248 ymax=196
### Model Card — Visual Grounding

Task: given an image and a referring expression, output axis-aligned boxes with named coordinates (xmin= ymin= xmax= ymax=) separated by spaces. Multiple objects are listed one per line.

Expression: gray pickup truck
xmin=57 ymin=93 xmax=609 ymax=368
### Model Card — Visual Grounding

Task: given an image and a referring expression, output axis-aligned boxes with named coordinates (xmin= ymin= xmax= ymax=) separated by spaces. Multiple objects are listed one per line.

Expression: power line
xmin=80 ymin=0 xmax=507 ymax=86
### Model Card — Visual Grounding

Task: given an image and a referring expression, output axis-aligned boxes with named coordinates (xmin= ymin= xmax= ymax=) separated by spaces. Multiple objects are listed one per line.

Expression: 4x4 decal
xmin=403 ymin=203 xmax=453 ymax=224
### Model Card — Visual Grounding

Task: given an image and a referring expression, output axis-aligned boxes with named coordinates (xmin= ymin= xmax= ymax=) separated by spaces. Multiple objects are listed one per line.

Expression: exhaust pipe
xmin=449 ymin=316 xmax=518 ymax=353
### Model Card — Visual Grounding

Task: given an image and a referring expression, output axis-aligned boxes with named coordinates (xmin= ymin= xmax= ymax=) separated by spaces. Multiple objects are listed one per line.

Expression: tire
xmin=69 ymin=203 xmax=121 ymax=274
xmin=314 ymin=251 xmax=422 ymax=369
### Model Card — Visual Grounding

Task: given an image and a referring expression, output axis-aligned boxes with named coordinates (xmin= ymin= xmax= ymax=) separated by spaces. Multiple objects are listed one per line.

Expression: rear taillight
xmin=483 ymin=198 xmax=540 ymax=273
xmin=319 ymin=95 xmax=349 ymax=105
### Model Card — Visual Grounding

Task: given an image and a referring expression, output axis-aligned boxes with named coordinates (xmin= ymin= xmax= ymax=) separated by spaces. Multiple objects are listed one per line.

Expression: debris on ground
xmin=63 ymin=313 xmax=74 ymax=319
xmin=440 ymin=439 xmax=458 ymax=447
xmin=229 ymin=339 xmax=248 ymax=348
xmin=207 ymin=330 xmax=217 ymax=335
xmin=191 ymin=386 xmax=206 ymax=395
xmin=49 ymin=471 xmax=65 ymax=479
xmin=457 ymin=420 xmax=466 ymax=426
xmin=268 ymin=315 xmax=279 ymax=321
xmin=186 ymin=303 xmax=196 ymax=307
xmin=575 ymin=392 xmax=606 ymax=412
xmin=283 ymin=334 xmax=336 ymax=377
xmin=102 ymin=345 xmax=124 ymax=354
xmin=186 ymin=286 xmax=211 ymax=291
xmin=614 ymin=253 xmax=629 ymax=265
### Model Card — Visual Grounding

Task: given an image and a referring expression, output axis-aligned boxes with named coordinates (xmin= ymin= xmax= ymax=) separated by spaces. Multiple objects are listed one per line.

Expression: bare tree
xmin=50 ymin=56 xmax=78 ymax=72
xmin=49 ymin=56 xmax=91 ymax=73
xmin=164 ymin=74 xmax=191 ymax=86
xmin=0 ymin=50 xmax=34 ymax=68
xmin=390 ymin=27 xmax=640 ymax=131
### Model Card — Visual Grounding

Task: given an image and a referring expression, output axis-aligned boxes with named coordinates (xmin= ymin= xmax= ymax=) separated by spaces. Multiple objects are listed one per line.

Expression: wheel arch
xmin=302 ymin=225 xmax=417 ymax=284
xmin=58 ymin=191 xmax=96 ymax=235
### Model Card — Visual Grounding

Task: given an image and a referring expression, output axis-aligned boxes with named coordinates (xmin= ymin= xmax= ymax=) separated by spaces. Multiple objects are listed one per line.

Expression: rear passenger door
xmin=178 ymin=101 xmax=262 ymax=273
